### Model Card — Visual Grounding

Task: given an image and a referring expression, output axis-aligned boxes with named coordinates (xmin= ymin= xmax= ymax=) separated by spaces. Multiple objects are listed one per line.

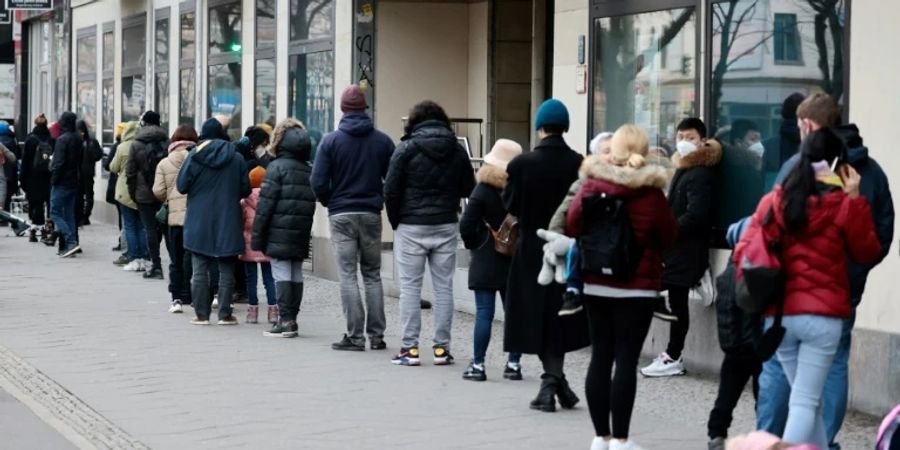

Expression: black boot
xmin=29 ymin=228 xmax=38 ymax=242
xmin=557 ymin=375 xmax=580 ymax=409
xmin=291 ymin=282 xmax=304 ymax=322
xmin=529 ymin=374 xmax=558 ymax=412
xmin=42 ymin=230 xmax=58 ymax=247
xmin=274 ymin=281 xmax=292 ymax=322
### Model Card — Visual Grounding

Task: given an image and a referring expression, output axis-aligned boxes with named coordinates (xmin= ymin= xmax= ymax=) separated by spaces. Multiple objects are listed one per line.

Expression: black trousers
xmin=584 ymin=296 xmax=655 ymax=439
xmin=707 ymin=345 xmax=761 ymax=439
xmin=166 ymin=226 xmax=192 ymax=303
xmin=76 ymin=178 xmax=94 ymax=224
xmin=28 ymin=198 xmax=49 ymax=225
xmin=665 ymin=285 xmax=691 ymax=359
xmin=137 ymin=203 xmax=167 ymax=270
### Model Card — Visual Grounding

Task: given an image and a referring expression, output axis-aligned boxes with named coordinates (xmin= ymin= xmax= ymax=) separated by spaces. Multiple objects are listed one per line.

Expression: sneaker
xmin=267 ymin=306 xmax=278 ymax=324
xmin=503 ymin=362 xmax=523 ymax=380
xmin=462 ymin=362 xmax=487 ymax=381
xmin=264 ymin=320 xmax=298 ymax=338
xmin=369 ymin=339 xmax=387 ymax=350
xmin=190 ymin=317 xmax=210 ymax=325
xmin=168 ymin=301 xmax=183 ymax=314
xmin=122 ymin=260 xmax=142 ymax=271
xmin=708 ymin=437 xmax=726 ymax=450
xmin=332 ymin=334 xmax=365 ymax=352
xmin=558 ymin=290 xmax=583 ymax=316
xmin=212 ymin=296 xmax=219 ymax=309
xmin=432 ymin=345 xmax=454 ymax=366
xmin=609 ymin=439 xmax=646 ymax=450
xmin=113 ymin=254 xmax=130 ymax=266
xmin=139 ymin=259 xmax=151 ymax=272
xmin=60 ymin=244 xmax=81 ymax=258
xmin=217 ymin=315 xmax=239 ymax=326
xmin=391 ymin=347 xmax=420 ymax=366
xmin=143 ymin=267 xmax=164 ymax=279
xmin=591 ymin=437 xmax=611 ymax=450
xmin=640 ymin=352 xmax=686 ymax=377
xmin=246 ymin=306 xmax=259 ymax=324
xmin=653 ymin=297 xmax=678 ymax=322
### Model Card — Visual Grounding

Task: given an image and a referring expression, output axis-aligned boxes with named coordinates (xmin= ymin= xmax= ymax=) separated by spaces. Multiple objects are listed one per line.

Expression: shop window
xmin=122 ymin=17 xmax=147 ymax=122
xmin=209 ymin=1 xmax=242 ymax=57
xmin=122 ymin=75 xmax=147 ymax=122
xmin=102 ymin=27 xmax=115 ymax=144
xmin=102 ymin=79 xmax=114 ymax=142
xmin=180 ymin=68 xmax=196 ymax=127
xmin=76 ymin=32 xmax=97 ymax=127
xmin=180 ymin=7 xmax=196 ymax=127
xmin=208 ymin=0 xmax=242 ymax=139
xmin=289 ymin=51 xmax=334 ymax=145
xmin=255 ymin=0 xmax=276 ymax=126
xmin=76 ymin=35 xmax=96 ymax=76
xmin=180 ymin=11 xmax=195 ymax=60
xmin=290 ymin=0 xmax=333 ymax=42
xmin=156 ymin=15 xmax=170 ymax=129
xmin=208 ymin=62 xmax=241 ymax=139
xmin=710 ymin=0 xmax=845 ymax=230
xmin=257 ymin=0 xmax=276 ymax=50
xmin=76 ymin=81 xmax=96 ymax=128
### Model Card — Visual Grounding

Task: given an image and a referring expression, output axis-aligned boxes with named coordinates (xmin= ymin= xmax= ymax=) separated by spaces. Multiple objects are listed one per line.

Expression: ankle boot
xmin=557 ymin=375 xmax=580 ymax=409
xmin=529 ymin=374 xmax=558 ymax=412
xmin=29 ymin=229 xmax=38 ymax=243
xmin=42 ymin=231 xmax=58 ymax=247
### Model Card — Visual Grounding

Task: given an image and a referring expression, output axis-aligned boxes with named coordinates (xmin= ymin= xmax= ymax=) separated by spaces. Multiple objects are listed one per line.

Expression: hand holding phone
xmin=839 ymin=165 xmax=861 ymax=198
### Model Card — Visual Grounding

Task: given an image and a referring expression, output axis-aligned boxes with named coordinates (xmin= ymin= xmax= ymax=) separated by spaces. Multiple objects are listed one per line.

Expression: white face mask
xmin=676 ymin=140 xmax=698 ymax=156
xmin=748 ymin=141 xmax=765 ymax=157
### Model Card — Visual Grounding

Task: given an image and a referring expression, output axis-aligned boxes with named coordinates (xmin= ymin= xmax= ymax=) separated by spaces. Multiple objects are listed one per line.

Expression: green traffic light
xmin=230 ymin=43 xmax=242 ymax=52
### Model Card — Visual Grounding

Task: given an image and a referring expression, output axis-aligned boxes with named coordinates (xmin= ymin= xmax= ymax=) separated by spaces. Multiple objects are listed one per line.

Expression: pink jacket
xmin=240 ymin=188 xmax=270 ymax=263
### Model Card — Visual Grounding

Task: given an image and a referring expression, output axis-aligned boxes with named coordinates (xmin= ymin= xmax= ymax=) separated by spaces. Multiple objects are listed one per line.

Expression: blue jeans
xmin=245 ymin=262 xmax=276 ymax=306
xmin=119 ymin=203 xmax=148 ymax=261
xmin=473 ymin=290 xmax=521 ymax=365
xmin=50 ymin=185 xmax=78 ymax=247
xmin=757 ymin=311 xmax=855 ymax=450
xmin=764 ymin=315 xmax=842 ymax=449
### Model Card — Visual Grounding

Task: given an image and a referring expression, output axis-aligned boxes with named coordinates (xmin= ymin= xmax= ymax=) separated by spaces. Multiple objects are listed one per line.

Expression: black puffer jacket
xmin=459 ymin=164 xmax=511 ymax=291
xmin=662 ymin=140 xmax=722 ymax=288
xmin=126 ymin=125 xmax=170 ymax=205
xmin=383 ymin=120 xmax=476 ymax=229
xmin=251 ymin=120 xmax=317 ymax=260
xmin=50 ymin=112 xmax=83 ymax=188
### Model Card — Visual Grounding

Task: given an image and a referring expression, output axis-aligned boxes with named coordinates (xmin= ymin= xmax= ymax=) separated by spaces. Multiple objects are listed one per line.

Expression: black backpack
xmin=579 ymin=193 xmax=642 ymax=280
xmin=32 ymin=139 xmax=53 ymax=173
xmin=143 ymin=140 xmax=167 ymax=184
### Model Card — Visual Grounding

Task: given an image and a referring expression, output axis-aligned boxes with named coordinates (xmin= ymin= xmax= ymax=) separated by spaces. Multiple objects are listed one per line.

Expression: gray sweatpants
xmin=330 ymin=213 xmax=385 ymax=346
xmin=394 ymin=223 xmax=458 ymax=350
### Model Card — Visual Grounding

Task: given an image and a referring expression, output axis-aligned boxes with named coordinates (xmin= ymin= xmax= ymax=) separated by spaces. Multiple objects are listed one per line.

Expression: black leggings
xmin=584 ymin=296 xmax=655 ymax=439
xmin=707 ymin=345 xmax=761 ymax=439
xmin=665 ymin=286 xmax=690 ymax=359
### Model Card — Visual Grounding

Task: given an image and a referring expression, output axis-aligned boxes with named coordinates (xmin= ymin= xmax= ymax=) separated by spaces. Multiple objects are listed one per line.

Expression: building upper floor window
xmin=774 ymin=13 xmax=802 ymax=64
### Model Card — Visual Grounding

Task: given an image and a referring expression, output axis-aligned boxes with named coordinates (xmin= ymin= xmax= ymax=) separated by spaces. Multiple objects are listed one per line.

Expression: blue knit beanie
xmin=534 ymin=99 xmax=569 ymax=132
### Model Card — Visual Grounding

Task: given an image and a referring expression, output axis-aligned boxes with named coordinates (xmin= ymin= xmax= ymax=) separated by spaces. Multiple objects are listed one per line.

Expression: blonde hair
xmin=610 ymin=124 xmax=649 ymax=168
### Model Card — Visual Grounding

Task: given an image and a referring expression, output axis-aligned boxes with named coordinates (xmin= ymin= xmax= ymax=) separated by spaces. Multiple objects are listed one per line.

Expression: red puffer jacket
xmin=740 ymin=186 xmax=881 ymax=318
xmin=566 ymin=157 xmax=678 ymax=291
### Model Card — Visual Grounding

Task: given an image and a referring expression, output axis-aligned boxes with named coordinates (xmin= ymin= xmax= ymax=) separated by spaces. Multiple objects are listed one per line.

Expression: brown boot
xmin=267 ymin=306 xmax=279 ymax=324
xmin=246 ymin=306 xmax=259 ymax=324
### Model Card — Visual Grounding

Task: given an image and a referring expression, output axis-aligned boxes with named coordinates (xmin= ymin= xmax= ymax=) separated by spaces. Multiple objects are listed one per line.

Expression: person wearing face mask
xmin=714 ymin=119 xmax=766 ymax=229
xmin=641 ymin=118 xmax=722 ymax=378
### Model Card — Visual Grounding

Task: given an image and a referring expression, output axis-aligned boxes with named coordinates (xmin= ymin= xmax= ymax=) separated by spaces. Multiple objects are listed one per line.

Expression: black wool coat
xmin=21 ymin=128 xmax=53 ymax=202
xmin=502 ymin=135 xmax=590 ymax=355
xmin=662 ymin=141 xmax=722 ymax=288
xmin=459 ymin=164 xmax=512 ymax=291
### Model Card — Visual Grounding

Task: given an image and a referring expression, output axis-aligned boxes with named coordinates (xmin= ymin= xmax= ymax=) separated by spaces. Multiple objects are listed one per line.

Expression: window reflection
xmin=122 ymin=75 xmax=146 ymax=122
xmin=257 ymin=0 xmax=276 ymax=49
xmin=255 ymin=59 xmax=276 ymax=126
xmin=156 ymin=18 xmax=169 ymax=65
xmin=103 ymin=31 xmax=114 ymax=73
xmin=209 ymin=2 xmax=241 ymax=57
xmin=156 ymin=72 xmax=170 ymax=130
xmin=122 ymin=24 xmax=146 ymax=69
xmin=181 ymin=12 xmax=195 ymax=60
xmin=208 ymin=63 xmax=242 ymax=139
xmin=76 ymin=81 xmax=96 ymax=127
xmin=290 ymin=0 xmax=333 ymax=41
xmin=289 ymin=51 xmax=334 ymax=148
xmin=179 ymin=68 xmax=195 ymax=126
xmin=77 ymin=35 xmax=96 ymax=75
xmin=102 ymin=78 xmax=114 ymax=143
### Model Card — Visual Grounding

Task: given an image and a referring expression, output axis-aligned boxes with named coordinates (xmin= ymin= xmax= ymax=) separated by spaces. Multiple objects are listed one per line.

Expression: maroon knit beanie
xmin=340 ymin=85 xmax=368 ymax=113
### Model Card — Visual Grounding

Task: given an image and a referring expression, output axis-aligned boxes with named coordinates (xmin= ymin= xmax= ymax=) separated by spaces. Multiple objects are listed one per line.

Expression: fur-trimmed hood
xmin=269 ymin=118 xmax=310 ymax=159
xmin=476 ymin=164 xmax=508 ymax=189
xmin=671 ymin=139 xmax=723 ymax=169
xmin=579 ymin=154 xmax=670 ymax=190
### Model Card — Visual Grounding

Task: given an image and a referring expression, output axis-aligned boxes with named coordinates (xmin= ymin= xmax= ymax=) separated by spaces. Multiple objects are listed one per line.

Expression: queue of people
xmin=3 ymin=87 xmax=896 ymax=450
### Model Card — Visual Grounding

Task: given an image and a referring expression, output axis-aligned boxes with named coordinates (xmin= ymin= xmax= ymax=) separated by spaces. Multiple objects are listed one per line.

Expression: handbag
xmin=155 ymin=204 xmax=169 ymax=225
xmin=488 ymin=214 xmax=519 ymax=257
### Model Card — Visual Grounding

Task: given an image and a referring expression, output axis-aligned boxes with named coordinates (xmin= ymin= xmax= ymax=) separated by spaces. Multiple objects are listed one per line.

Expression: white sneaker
xmin=212 ymin=296 xmax=219 ymax=309
xmin=591 ymin=437 xmax=610 ymax=450
xmin=168 ymin=301 xmax=183 ymax=314
xmin=123 ymin=260 xmax=142 ymax=271
xmin=609 ymin=439 xmax=645 ymax=450
xmin=640 ymin=352 xmax=686 ymax=377
xmin=139 ymin=259 xmax=151 ymax=272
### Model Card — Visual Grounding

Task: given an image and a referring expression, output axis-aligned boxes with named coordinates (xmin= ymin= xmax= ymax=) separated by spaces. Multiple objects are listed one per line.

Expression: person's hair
xmin=76 ymin=120 xmax=91 ymax=139
xmin=781 ymin=128 xmax=846 ymax=233
xmin=730 ymin=119 xmax=758 ymax=144
xmin=588 ymin=132 xmax=614 ymax=155
xmin=171 ymin=125 xmax=199 ymax=143
xmin=796 ymin=92 xmax=841 ymax=127
xmin=405 ymin=100 xmax=450 ymax=135
xmin=781 ymin=92 xmax=806 ymax=120
xmin=540 ymin=125 xmax=566 ymax=136
xmin=34 ymin=113 xmax=48 ymax=128
xmin=676 ymin=117 xmax=707 ymax=138
xmin=611 ymin=124 xmax=649 ymax=168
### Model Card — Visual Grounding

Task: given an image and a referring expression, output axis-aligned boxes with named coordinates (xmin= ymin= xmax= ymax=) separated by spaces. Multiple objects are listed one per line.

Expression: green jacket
xmin=109 ymin=122 xmax=140 ymax=209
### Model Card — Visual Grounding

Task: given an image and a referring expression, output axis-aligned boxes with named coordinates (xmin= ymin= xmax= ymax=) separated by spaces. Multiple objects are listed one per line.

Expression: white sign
xmin=0 ymin=64 xmax=15 ymax=119
xmin=6 ymin=0 xmax=52 ymax=11
xmin=575 ymin=65 xmax=587 ymax=94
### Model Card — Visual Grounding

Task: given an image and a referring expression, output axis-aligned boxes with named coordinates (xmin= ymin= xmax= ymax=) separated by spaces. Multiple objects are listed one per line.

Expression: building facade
xmin=13 ymin=0 xmax=900 ymax=416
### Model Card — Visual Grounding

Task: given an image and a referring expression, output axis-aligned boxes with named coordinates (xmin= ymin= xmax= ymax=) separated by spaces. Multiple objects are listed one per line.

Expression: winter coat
xmin=50 ymin=112 xmax=83 ymax=189
xmin=240 ymin=188 xmax=269 ymax=262
xmin=311 ymin=113 xmax=395 ymax=215
xmin=80 ymin=137 xmax=103 ymax=183
xmin=109 ymin=122 xmax=140 ymax=210
xmin=177 ymin=138 xmax=250 ymax=258
xmin=738 ymin=186 xmax=881 ymax=318
xmin=0 ymin=128 xmax=20 ymax=190
xmin=662 ymin=140 xmax=722 ymax=288
xmin=152 ymin=140 xmax=193 ymax=226
xmin=20 ymin=127 xmax=53 ymax=203
xmin=762 ymin=122 xmax=801 ymax=190
xmin=251 ymin=120 xmax=317 ymax=261
xmin=383 ymin=120 xmax=476 ymax=229
xmin=501 ymin=134 xmax=589 ymax=355
xmin=127 ymin=125 xmax=169 ymax=205
xmin=566 ymin=156 xmax=678 ymax=292
xmin=459 ymin=164 xmax=511 ymax=291
xmin=104 ymin=141 xmax=120 ymax=204
xmin=715 ymin=258 xmax=761 ymax=352
xmin=773 ymin=124 xmax=895 ymax=303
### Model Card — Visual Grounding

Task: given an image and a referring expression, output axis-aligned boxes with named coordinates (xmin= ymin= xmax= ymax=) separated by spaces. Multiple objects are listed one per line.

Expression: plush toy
xmin=536 ymin=229 xmax=575 ymax=286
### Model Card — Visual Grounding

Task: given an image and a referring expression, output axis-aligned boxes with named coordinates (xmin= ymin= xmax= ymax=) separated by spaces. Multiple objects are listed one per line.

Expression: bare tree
xmin=805 ymin=0 xmax=844 ymax=99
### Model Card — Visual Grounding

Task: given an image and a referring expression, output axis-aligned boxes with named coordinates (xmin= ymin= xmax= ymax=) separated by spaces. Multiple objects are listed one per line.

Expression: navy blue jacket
xmin=773 ymin=125 xmax=894 ymax=302
xmin=177 ymin=139 xmax=250 ymax=258
xmin=310 ymin=113 xmax=394 ymax=215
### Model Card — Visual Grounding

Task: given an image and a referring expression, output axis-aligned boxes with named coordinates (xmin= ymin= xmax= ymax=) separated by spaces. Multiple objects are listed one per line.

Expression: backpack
xmin=143 ymin=140 xmax=167 ymax=185
xmin=32 ymin=139 xmax=53 ymax=173
xmin=489 ymin=214 xmax=519 ymax=256
xmin=578 ymin=193 xmax=641 ymax=279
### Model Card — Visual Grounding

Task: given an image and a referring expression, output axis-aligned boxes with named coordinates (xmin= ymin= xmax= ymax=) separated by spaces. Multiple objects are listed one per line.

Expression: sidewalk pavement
xmin=0 ymin=222 xmax=881 ymax=449
xmin=0 ymin=385 xmax=76 ymax=450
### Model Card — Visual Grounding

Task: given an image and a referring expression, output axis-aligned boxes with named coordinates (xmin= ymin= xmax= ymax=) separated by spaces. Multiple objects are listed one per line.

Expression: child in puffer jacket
xmin=241 ymin=166 xmax=277 ymax=324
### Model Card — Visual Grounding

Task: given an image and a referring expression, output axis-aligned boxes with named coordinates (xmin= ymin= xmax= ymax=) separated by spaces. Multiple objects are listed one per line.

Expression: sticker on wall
xmin=575 ymin=65 xmax=587 ymax=94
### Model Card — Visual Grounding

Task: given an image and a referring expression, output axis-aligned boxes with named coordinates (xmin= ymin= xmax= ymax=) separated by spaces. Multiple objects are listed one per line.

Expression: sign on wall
xmin=6 ymin=0 xmax=52 ymax=11
xmin=0 ymin=64 xmax=16 ymax=119
xmin=0 ymin=3 xmax=10 ymax=24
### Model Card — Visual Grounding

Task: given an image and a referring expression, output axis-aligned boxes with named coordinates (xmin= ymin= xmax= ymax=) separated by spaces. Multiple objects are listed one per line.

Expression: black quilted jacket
xmin=251 ymin=127 xmax=317 ymax=260
xmin=383 ymin=121 xmax=476 ymax=229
